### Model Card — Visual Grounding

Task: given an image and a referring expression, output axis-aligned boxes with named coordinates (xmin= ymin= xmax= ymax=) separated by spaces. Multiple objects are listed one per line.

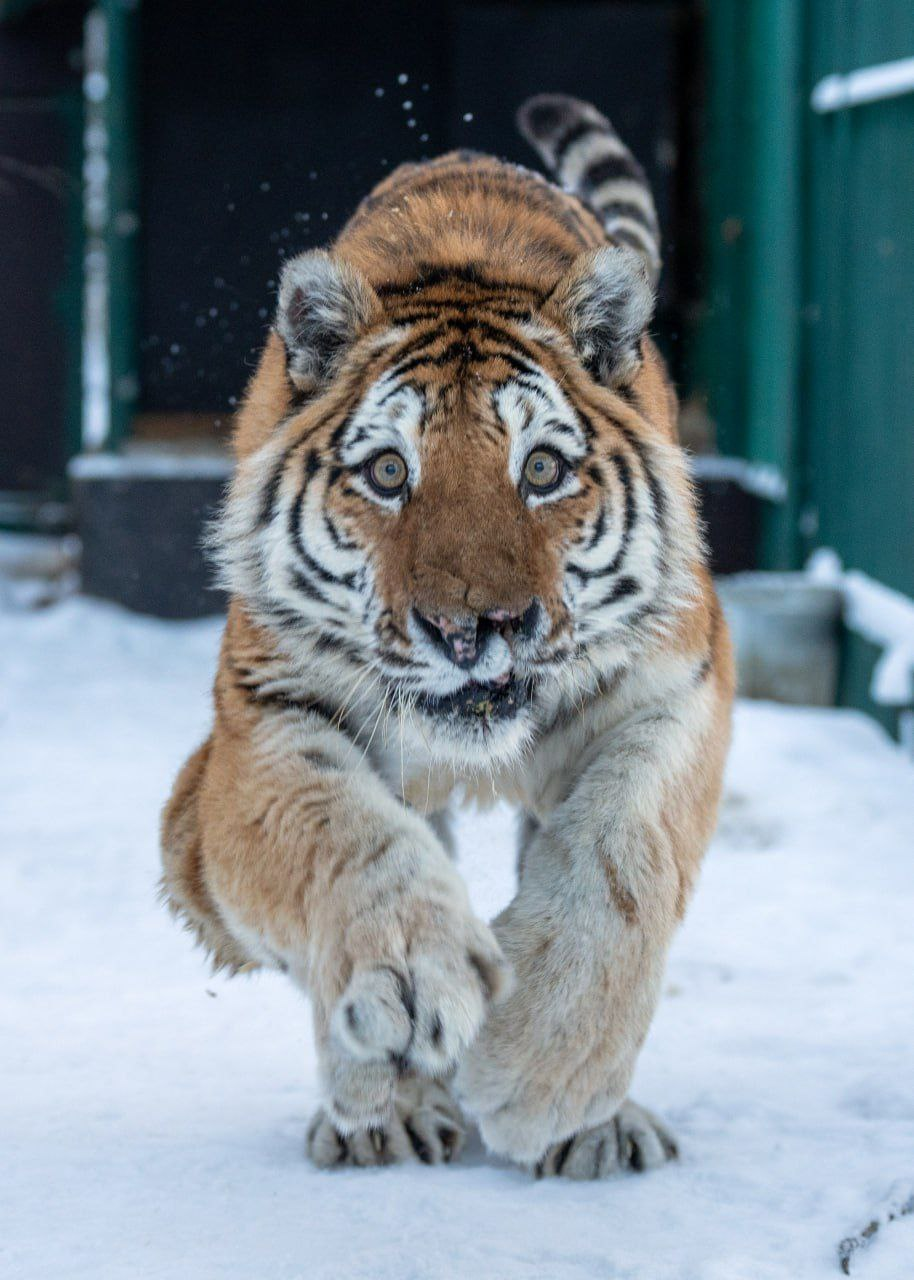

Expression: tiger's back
xmin=339 ymin=149 xmax=605 ymax=292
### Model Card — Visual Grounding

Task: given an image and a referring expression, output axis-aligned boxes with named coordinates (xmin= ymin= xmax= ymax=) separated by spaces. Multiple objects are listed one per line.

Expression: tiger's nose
xmin=413 ymin=600 xmax=542 ymax=669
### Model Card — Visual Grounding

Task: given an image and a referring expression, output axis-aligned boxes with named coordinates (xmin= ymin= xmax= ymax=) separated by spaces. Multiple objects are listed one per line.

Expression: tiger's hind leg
xmin=160 ymin=739 xmax=252 ymax=973
xmin=307 ymin=1077 xmax=465 ymax=1169
xmin=536 ymin=1100 xmax=678 ymax=1180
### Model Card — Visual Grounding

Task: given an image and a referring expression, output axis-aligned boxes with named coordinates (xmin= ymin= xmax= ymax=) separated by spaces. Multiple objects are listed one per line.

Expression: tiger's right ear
xmin=275 ymin=250 xmax=381 ymax=391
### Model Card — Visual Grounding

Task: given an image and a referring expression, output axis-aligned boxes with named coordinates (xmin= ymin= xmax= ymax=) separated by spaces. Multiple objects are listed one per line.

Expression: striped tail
xmin=517 ymin=94 xmax=661 ymax=286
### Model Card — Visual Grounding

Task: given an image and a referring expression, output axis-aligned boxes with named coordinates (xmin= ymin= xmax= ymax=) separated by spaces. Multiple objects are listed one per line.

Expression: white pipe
xmin=81 ymin=8 xmax=111 ymax=451
xmin=811 ymin=56 xmax=914 ymax=113
xmin=807 ymin=549 xmax=914 ymax=709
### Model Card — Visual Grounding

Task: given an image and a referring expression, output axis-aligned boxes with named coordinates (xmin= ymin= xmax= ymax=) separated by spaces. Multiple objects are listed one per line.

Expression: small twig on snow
xmin=837 ymin=1182 xmax=914 ymax=1274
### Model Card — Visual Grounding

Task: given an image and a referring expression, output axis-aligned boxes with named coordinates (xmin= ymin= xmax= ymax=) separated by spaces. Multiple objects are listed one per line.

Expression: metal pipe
xmin=811 ymin=56 xmax=914 ymax=113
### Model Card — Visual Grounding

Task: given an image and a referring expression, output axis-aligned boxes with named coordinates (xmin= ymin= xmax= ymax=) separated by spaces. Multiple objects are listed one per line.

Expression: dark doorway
xmin=139 ymin=0 xmax=699 ymax=420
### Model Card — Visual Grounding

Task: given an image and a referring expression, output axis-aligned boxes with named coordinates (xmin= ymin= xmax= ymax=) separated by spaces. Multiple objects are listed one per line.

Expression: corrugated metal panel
xmin=803 ymin=2 xmax=914 ymax=723
xmin=701 ymin=0 xmax=806 ymax=568
xmin=802 ymin=0 xmax=914 ymax=600
xmin=704 ymin=0 xmax=914 ymax=729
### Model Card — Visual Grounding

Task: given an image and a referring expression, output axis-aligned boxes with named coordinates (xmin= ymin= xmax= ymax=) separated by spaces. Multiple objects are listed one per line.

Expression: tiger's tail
xmin=517 ymin=93 xmax=661 ymax=286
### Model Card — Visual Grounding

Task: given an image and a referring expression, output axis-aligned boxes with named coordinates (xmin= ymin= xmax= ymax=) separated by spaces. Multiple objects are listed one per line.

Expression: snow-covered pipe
xmin=811 ymin=56 xmax=914 ymax=114
xmin=807 ymin=549 xmax=914 ymax=708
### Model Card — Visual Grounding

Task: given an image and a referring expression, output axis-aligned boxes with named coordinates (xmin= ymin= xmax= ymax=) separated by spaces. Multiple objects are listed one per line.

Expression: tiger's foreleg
xmin=161 ymin=706 xmax=509 ymax=1139
xmin=455 ymin=679 xmax=730 ymax=1174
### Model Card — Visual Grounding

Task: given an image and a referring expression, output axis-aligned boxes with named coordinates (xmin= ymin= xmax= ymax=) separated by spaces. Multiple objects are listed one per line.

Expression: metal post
xmin=742 ymin=0 xmax=805 ymax=569
xmin=82 ymin=0 xmax=140 ymax=452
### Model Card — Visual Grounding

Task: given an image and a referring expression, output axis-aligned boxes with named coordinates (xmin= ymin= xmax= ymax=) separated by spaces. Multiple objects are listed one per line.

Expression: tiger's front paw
xmin=453 ymin=982 xmax=631 ymax=1165
xmin=321 ymin=912 xmax=510 ymax=1133
xmin=536 ymin=1100 xmax=678 ymax=1180
xmin=452 ymin=1017 xmax=571 ymax=1163
xmin=307 ymin=1077 xmax=465 ymax=1169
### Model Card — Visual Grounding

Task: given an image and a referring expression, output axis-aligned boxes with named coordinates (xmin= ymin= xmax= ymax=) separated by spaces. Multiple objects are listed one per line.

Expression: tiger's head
xmin=218 ymin=245 xmax=698 ymax=767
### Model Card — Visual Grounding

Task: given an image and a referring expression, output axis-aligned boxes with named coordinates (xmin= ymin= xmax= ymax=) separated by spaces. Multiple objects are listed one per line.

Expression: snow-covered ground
xmin=2 ymin=591 xmax=913 ymax=1280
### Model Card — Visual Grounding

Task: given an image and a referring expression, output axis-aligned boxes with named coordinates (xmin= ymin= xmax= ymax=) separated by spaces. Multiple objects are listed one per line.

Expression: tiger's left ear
xmin=276 ymin=250 xmax=381 ymax=391
xmin=545 ymin=245 xmax=655 ymax=388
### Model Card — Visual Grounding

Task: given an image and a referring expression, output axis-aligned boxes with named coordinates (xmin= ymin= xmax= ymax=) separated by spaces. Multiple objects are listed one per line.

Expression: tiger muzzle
xmin=413 ymin=600 xmax=542 ymax=671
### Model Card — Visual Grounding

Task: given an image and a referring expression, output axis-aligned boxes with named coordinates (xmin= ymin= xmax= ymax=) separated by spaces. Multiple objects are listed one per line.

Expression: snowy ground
xmin=2 ymin=591 xmax=913 ymax=1280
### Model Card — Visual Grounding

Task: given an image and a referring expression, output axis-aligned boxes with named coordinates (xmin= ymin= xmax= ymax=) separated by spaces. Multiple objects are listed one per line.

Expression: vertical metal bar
xmin=698 ymin=0 xmax=749 ymax=458
xmin=742 ymin=0 xmax=806 ymax=569
xmin=103 ymin=0 xmax=140 ymax=449
xmin=57 ymin=87 xmax=85 ymax=468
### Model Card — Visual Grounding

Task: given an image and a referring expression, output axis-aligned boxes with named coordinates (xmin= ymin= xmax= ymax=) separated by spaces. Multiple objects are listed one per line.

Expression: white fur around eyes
xmin=338 ymin=378 xmax=425 ymax=477
xmin=494 ymin=374 xmax=587 ymax=502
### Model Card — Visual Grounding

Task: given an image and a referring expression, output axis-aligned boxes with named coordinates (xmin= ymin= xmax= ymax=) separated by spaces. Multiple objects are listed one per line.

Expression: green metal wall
xmin=702 ymin=0 xmax=914 ymax=730
xmin=804 ymin=1 xmax=914 ymax=729
xmin=802 ymin=1 xmax=914 ymax=599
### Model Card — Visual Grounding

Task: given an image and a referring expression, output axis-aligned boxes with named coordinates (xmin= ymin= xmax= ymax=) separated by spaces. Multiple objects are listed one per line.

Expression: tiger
xmin=161 ymin=93 xmax=734 ymax=1179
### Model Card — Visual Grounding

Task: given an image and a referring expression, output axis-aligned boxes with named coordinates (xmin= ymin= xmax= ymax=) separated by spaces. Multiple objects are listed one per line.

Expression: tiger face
xmin=219 ymin=246 xmax=693 ymax=766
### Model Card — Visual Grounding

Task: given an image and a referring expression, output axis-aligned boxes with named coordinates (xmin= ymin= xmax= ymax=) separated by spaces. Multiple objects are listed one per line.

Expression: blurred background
xmin=2 ymin=0 xmax=912 ymax=746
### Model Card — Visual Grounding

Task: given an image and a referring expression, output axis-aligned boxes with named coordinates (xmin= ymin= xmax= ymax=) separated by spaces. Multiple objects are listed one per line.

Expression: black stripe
xmin=376 ymin=380 xmax=408 ymax=407
xmin=493 ymin=349 xmax=543 ymax=379
xmin=609 ymin=225 xmax=655 ymax=257
xmin=390 ymin=303 xmax=534 ymax=325
xmin=554 ymin=120 xmax=598 ymax=167
xmin=581 ymin=152 xmax=644 ymax=195
xmin=376 ymin=263 xmax=546 ymax=301
xmin=313 ymin=631 xmax=364 ymax=666
xmin=288 ymin=488 xmax=357 ymax=590
xmin=584 ymin=501 xmax=607 ymax=552
xmin=509 ymin=374 xmax=550 ymax=401
xmin=392 ymin=340 xmax=475 ymax=377
xmin=322 ymin=509 xmax=357 ymax=552
xmin=256 ymin=405 xmax=350 ymax=529
xmin=299 ymin=749 xmax=341 ymax=772
xmin=543 ymin=421 xmax=580 ymax=439
xmin=328 ymin=412 xmax=355 ymax=452
xmin=376 ymin=649 xmax=416 ymax=670
xmin=257 ymin=451 xmax=289 ymax=528
xmin=593 ymin=574 xmax=640 ymax=610
xmin=617 ymin=425 xmax=667 ymax=533
xmin=387 ymin=322 xmax=453 ymax=372
xmin=695 ymin=598 xmax=721 ymax=683
xmin=392 ymin=339 xmax=541 ymax=379
xmin=570 ymin=452 xmax=637 ymax=580
xmin=289 ymin=567 xmax=337 ymax=611
xmin=614 ymin=382 xmax=638 ymax=407
xmin=230 ymin=663 xmax=355 ymax=738
xmin=258 ymin=603 xmax=302 ymax=629
xmin=388 ymin=316 xmax=545 ymax=380
xmin=593 ymin=199 xmax=657 ymax=233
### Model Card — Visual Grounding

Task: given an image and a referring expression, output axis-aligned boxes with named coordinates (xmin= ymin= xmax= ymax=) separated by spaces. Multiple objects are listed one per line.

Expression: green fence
xmin=702 ymin=0 xmax=914 ymax=733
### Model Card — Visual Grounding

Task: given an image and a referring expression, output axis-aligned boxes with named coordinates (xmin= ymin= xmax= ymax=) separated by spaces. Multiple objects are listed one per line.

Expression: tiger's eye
xmin=367 ymin=450 xmax=408 ymax=494
xmin=523 ymin=449 xmax=562 ymax=491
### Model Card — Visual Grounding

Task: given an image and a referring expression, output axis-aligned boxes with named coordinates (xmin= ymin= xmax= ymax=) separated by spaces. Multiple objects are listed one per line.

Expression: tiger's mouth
xmin=417 ymin=673 xmax=530 ymax=722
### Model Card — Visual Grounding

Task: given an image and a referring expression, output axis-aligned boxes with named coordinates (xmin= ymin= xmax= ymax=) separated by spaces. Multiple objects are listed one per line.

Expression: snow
xmin=808 ymin=549 xmax=914 ymax=707
xmin=2 ymin=593 xmax=914 ymax=1280
xmin=68 ymin=450 xmax=233 ymax=481
xmin=688 ymin=453 xmax=788 ymax=503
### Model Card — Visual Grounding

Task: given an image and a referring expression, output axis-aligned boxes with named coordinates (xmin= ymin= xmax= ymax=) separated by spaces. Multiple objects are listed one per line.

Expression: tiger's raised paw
xmin=307 ymin=1078 xmax=466 ymax=1170
xmin=320 ymin=913 xmax=510 ymax=1132
xmin=536 ymin=1100 xmax=678 ymax=1180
